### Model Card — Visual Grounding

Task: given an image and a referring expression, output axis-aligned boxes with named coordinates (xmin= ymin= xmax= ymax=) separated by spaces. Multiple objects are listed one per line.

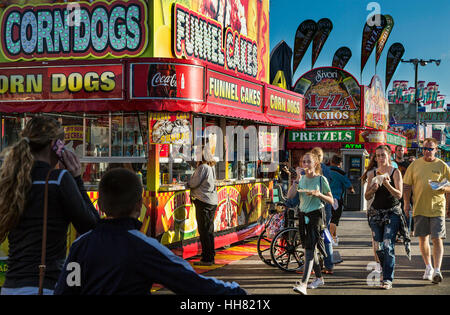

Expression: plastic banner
xmin=311 ymin=18 xmax=333 ymax=69
xmin=332 ymin=47 xmax=352 ymax=69
xmin=361 ymin=14 xmax=386 ymax=74
xmin=270 ymin=40 xmax=293 ymax=90
xmin=293 ymin=19 xmax=317 ymax=75
xmin=385 ymin=43 xmax=405 ymax=91
xmin=375 ymin=15 xmax=394 ymax=66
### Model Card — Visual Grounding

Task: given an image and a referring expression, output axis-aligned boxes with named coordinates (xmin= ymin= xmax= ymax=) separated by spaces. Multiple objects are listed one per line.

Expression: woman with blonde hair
xmin=0 ymin=116 xmax=99 ymax=295
xmin=292 ymin=151 xmax=334 ymax=295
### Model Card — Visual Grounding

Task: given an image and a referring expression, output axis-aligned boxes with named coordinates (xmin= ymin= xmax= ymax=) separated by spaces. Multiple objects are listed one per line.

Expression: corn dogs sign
xmin=0 ymin=64 xmax=123 ymax=101
xmin=0 ymin=0 xmax=148 ymax=61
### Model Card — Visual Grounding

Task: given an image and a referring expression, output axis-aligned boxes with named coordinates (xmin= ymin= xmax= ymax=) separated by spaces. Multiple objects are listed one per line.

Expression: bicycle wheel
xmin=257 ymin=225 xmax=277 ymax=267
xmin=270 ymin=227 xmax=304 ymax=272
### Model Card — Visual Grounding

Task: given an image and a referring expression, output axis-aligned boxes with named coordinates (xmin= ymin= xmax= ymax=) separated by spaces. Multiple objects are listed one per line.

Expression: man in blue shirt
xmin=329 ymin=155 xmax=354 ymax=245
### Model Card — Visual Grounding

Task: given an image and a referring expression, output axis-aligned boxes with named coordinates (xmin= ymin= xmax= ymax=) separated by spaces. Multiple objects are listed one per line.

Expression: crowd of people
xmin=0 ymin=116 xmax=449 ymax=295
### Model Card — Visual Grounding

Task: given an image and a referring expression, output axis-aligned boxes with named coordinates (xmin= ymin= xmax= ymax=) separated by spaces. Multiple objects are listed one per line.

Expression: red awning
xmin=0 ymin=58 xmax=306 ymax=129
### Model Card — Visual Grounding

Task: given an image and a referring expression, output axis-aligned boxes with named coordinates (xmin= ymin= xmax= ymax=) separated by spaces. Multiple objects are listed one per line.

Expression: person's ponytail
xmin=0 ymin=138 xmax=34 ymax=242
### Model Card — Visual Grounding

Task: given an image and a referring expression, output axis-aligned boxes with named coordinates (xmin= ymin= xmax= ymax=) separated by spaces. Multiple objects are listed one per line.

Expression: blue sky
xmin=270 ymin=0 xmax=450 ymax=105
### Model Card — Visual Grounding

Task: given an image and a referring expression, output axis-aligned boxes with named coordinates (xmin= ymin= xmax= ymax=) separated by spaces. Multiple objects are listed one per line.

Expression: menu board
xmin=149 ymin=112 xmax=192 ymax=145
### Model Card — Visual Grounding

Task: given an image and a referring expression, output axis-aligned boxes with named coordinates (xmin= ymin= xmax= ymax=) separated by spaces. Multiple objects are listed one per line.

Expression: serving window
xmin=0 ymin=112 xmax=148 ymax=190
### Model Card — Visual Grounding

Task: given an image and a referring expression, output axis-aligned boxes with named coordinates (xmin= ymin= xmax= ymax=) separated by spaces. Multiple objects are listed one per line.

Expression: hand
xmin=404 ymin=204 xmax=411 ymax=216
xmin=382 ymin=175 xmax=391 ymax=187
xmin=306 ymin=190 xmax=320 ymax=197
xmin=61 ymin=150 xmax=82 ymax=178
xmin=370 ymin=183 xmax=380 ymax=194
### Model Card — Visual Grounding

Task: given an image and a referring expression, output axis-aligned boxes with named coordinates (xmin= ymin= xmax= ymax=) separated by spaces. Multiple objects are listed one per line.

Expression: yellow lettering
xmin=52 ymin=74 xmax=66 ymax=93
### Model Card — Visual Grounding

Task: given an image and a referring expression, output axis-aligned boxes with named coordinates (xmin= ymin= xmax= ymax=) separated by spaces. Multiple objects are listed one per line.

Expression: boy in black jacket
xmin=54 ymin=168 xmax=246 ymax=295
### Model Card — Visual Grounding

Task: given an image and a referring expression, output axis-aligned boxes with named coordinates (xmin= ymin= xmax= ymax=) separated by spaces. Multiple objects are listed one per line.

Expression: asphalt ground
xmin=156 ymin=210 xmax=450 ymax=296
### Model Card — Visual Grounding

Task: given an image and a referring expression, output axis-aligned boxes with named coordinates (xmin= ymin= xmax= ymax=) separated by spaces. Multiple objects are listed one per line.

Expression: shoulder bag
xmin=38 ymin=169 xmax=52 ymax=295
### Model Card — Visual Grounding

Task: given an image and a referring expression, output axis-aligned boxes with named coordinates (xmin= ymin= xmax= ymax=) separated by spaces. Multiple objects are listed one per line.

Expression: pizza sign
xmin=293 ymin=67 xmax=362 ymax=127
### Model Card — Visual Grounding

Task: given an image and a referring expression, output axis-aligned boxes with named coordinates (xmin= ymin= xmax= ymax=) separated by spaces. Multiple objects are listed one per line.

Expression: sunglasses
xmin=422 ymin=147 xmax=435 ymax=152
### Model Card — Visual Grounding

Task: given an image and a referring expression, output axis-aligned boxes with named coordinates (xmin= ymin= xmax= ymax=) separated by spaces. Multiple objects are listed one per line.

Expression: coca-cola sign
xmin=130 ymin=62 xmax=204 ymax=101
xmin=151 ymin=72 xmax=177 ymax=89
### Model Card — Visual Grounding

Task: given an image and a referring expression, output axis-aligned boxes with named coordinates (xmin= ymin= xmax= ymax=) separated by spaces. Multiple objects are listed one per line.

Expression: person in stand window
xmin=0 ymin=116 xmax=100 ymax=295
xmin=54 ymin=168 xmax=246 ymax=295
xmin=187 ymin=147 xmax=218 ymax=266
xmin=364 ymin=145 xmax=404 ymax=290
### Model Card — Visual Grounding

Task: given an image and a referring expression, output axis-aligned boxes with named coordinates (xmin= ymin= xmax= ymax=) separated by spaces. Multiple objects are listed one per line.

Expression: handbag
xmin=266 ymin=212 xmax=285 ymax=238
xmin=38 ymin=169 xmax=52 ymax=295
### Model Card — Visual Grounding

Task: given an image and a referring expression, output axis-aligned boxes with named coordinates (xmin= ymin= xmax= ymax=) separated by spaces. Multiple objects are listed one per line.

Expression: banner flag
xmin=361 ymin=14 xmax=386 ymax=74
xmin=375 ymin=15 xmax=394 ymax=66
xmin=332 ymin=47 xmax=352 ymax=69
xmin=311 ymin=18 xmax=333 ymax=69
xmin=385 ymin=42 xmax=405 ymax=91
xmin=293 ymin=19 xmax=317 ymax=75
xmin=270 ymin=40 xmax=293 ymax=90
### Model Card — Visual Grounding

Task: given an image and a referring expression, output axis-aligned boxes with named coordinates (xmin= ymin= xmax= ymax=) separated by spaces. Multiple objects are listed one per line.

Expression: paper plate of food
xmin=429 ymin=179 xmax=450 ymax=191
xmin=297 ymin=189 xmax=313 ymax=193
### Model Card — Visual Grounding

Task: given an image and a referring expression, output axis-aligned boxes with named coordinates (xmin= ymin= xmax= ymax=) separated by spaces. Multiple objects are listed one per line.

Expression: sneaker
xmin=432 ymin=271 xmax=443 ymax=284
xmin=293 ymin=281 xmax=307 ymax=295
xmin=307 ymin=278 xmax=325 ymax=289
xmin=381 ymin=280 xmax=392 ymax=290
xmin=423 ymin=266 xmax=434 ymax=281
xmin=193 ymin=260 xmax=214 ymax=266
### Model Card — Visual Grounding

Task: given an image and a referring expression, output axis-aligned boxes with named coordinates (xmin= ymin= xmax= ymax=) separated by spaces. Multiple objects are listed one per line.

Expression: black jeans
xmin=193 ymin=199 xmax=217 ymax=262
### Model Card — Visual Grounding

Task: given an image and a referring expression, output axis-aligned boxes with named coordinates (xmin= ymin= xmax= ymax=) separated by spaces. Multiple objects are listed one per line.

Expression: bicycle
xmin=257 ymin=184 xmax=305 ymax=272
xmin=256 ymin=184 xmax=287 ymax=267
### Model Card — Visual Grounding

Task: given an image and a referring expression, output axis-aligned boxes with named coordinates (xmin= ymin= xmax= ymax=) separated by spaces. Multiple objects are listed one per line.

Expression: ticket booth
xmin=341 ymin=146 xmax=369 ymax=211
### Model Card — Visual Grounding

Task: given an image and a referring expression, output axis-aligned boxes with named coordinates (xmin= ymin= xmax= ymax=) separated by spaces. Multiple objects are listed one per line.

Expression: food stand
xmin=0 ymin=0 xmax=306 ymax=286
xmin=289 ymin=68 xmax=406 ymax=211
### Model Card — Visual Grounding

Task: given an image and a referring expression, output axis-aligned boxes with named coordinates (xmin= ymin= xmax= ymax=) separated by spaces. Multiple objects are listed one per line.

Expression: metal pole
xmin=414 ymin=61 xmax=419 ymax=157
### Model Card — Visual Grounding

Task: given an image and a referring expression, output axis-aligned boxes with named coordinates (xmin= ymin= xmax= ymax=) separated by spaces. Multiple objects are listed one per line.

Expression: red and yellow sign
xmin=152 ymin=181 xmax=271 ymax=247
xmin=206 ymin=68 xmax=263 ymax=113
xmin=0 ymin=64 xmax=123 ymax=102
xmin=153 ymin=0 xmax=270 ymax=82
xmin=0 ymin=0 xmax=148 ymax=62
xmin=265 ymin=86 xmax=303 ymax=121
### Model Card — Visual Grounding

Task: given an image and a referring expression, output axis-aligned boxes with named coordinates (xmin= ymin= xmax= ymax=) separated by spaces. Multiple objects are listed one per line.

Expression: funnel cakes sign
xmin=173 ymin=3 xmax=258 ymax=78
xmin=0 ymin=0 xmax=148 ymax=61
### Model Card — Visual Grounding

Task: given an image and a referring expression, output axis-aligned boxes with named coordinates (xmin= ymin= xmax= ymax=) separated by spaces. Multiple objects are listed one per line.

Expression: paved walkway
xmin=181 ymin=211 xmax=450 ymax=295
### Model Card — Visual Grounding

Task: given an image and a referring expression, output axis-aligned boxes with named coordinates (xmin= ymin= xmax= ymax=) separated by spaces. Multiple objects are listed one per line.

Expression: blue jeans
xmin=0 ymin=287 xmax=54 ymax=295
xmin=369 ymin=213 xmax=401 ymax=282
xmin=323 ymin=204 xmax=334 ymax=270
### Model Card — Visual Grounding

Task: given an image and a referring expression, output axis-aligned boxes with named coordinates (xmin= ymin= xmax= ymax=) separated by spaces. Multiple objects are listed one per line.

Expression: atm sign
xmin=342 ymin=144 xmax=364 ymax=149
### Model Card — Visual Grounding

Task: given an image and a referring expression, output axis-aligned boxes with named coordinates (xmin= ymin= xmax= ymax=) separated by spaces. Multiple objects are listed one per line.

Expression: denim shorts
xmin=413 ymin=215 xmax=446 ymax=239
xmin=0 ymin=287 xmax=54 ymax=295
